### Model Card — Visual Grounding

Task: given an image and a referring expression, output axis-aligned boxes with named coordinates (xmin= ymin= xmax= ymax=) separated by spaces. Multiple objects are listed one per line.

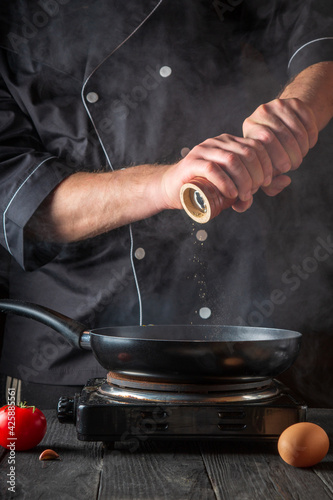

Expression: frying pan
xmin=0 ymin=299 xmax=302 ymax=384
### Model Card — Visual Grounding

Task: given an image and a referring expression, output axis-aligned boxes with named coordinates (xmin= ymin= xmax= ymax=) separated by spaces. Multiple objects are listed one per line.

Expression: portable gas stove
xmin=57 ymin=372 xmax=307 ymax=443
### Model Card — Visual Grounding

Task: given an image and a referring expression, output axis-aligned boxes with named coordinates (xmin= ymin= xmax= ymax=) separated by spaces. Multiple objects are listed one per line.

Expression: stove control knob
xmin=57 ymin=396 xmax=76 ymax=424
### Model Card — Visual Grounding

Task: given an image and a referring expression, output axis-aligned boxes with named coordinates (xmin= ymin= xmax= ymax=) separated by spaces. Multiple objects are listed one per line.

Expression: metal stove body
xmin=57 ymin=374 xmax=307 ymax=444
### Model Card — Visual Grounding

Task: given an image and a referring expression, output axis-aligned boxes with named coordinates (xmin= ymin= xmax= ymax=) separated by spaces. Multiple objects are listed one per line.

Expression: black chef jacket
xmin=0 ymin=0 xmax=333 ymax=386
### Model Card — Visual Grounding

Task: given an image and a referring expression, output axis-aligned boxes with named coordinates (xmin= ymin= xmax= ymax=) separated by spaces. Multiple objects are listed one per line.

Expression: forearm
xmin=26 ymin=164 xmax=170 ymax=243
xmin=26 ymin=132 xmax=277 ymax=241
xmin=280 ymin=61 xmax=333 ymax=131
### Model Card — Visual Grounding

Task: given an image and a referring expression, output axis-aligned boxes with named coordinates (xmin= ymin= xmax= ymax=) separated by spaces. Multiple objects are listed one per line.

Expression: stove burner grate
xmin=100 ymin=373 xmax=281 ymax=404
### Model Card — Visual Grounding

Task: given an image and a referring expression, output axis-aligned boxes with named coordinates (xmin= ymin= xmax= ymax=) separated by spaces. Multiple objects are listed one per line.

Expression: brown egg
xmin=278 ymin=422 xmax=330 ymax=468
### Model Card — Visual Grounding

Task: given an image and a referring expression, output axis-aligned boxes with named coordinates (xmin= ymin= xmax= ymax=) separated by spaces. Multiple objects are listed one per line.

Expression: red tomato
xmin=0 ymin=403 xmax=47 ymax=451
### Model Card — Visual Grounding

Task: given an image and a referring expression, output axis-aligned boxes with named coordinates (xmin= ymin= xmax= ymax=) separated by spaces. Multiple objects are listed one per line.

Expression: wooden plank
xmin=0 ymin=448 xmax=7 ymax=463
xmin=308 ymin=409 xmax=333 ymax=494
xmin=200 ymin=440 xmax=333 ymax=500
xmin=98 ymin=439 xmax=216 ymax=500
xmin=200 ymin=409 xmax=333 ymax=500
xmin=0 ymin=411 xmax=103 ymax=500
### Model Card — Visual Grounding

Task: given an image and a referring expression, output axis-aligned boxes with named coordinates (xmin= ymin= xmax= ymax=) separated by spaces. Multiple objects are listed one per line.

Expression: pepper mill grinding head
xmin=180 ymin=177 xmax=236 ymax=223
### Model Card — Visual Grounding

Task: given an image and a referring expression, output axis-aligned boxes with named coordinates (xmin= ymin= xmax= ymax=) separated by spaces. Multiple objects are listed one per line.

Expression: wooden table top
xmin=0 ymin=408 xmax=332 ymax=499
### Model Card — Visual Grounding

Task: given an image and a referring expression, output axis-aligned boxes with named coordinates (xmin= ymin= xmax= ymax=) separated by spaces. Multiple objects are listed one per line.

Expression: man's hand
xmin=27 ymin=64 xmax=333 ymax=242
xmin=243 ymin=97 xmax=318 ymax=196
xmin=243 ymin=61 xmax=333 ymax=197
xmin=160 ymin=133 xmax=273 ymax=213
xmin=26 ymin=132 xmax=274 ymax=242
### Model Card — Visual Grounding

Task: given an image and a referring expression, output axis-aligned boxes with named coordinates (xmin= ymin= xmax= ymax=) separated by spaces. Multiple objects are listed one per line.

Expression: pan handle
xmin=0 ymin=299 xmax=88 ymax=350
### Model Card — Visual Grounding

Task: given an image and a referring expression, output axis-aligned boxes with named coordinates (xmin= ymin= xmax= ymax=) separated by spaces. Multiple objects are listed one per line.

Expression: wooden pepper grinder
xmin=180 ymin=177 xmax=237 ymax=223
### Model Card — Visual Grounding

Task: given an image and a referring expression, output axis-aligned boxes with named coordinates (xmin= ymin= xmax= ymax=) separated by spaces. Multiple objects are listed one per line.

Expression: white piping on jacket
xmin=288 ymin=37 xmax=333 ymax=69
xmin=80 ymin=1 xmax=162 ymax=326
xmin=3 ymin=156 xmax=57 ymax=256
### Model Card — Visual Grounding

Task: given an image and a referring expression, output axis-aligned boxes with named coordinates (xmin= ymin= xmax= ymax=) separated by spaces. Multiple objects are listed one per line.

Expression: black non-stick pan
xmin=0 ymin=299 xmax=302 ymax=383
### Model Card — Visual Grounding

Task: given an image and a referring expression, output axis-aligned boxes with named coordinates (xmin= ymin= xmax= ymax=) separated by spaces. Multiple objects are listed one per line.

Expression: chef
xmin=0 ymin=0 xmax=333 ymax=408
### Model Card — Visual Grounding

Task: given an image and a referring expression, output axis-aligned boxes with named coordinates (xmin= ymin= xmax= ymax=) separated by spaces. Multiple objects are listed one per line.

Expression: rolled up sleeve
xmin=288 ymin=1 xmax=333 ymax=77
xmin=0 ymin=74 xmax=73 ymax=270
